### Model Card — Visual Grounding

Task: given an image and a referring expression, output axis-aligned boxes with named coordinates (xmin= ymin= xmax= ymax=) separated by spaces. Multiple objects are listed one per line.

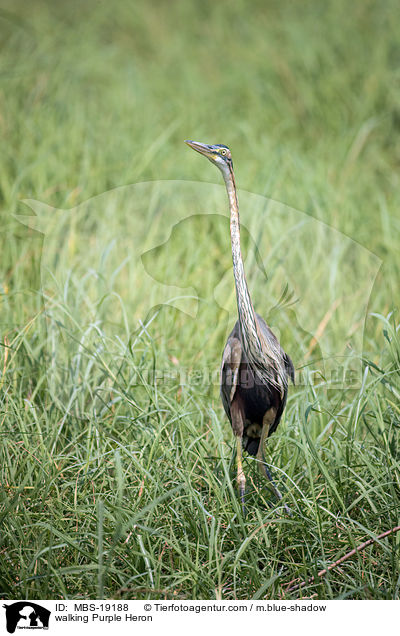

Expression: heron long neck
xmin=223 ymin=168 xmax=261 ymax=353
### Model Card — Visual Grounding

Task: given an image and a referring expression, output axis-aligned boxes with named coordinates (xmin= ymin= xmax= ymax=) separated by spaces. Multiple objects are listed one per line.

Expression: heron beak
xmin=184 ymin=140 xmax=215 ymax=160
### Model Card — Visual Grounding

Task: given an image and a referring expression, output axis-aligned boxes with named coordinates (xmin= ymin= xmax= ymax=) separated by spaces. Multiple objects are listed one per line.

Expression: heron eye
xmin=220 ymin=149 xmax=227 ymax=156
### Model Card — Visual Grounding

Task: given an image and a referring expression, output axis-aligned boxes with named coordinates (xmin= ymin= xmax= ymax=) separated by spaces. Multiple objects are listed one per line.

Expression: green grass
xmin=1 ymin=0 xmax=400 ymax=600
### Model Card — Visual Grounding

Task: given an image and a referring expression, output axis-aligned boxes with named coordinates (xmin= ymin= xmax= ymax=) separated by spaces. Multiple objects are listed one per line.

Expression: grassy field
xmin=1 ymin=0 xmax=400 ymax=600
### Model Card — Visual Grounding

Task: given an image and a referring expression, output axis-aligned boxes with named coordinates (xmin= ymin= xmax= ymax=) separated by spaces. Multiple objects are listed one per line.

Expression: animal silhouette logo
xmin=3 ymin=602 xmax=51 ymax=634
xmin=14 ymin=180 xmax=381 ymax=407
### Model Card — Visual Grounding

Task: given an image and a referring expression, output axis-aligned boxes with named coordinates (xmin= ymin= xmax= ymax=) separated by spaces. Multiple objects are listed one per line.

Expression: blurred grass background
xmin=1 ymin=0 xmax=400 ymax=600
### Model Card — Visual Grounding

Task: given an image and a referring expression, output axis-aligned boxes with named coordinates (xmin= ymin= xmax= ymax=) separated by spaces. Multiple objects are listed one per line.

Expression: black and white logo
xmin=3 ymin=603 xmax=51 ymax=634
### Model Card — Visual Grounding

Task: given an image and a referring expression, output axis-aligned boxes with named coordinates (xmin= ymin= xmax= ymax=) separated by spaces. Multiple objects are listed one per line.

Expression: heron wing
xmin=220 ymin=332 xmax=243 ymax=420
xmin=284 ymin=352 xmax=295 ymax=384
xmin=256 ymin=313 xmax=295 ymax=388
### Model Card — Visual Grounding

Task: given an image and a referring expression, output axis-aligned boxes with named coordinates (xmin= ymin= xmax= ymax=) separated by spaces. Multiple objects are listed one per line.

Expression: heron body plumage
xmin=185 ymin=139 xmax=294 ymax=514
xmin=220 ymin=315 xmax=294 ymax=456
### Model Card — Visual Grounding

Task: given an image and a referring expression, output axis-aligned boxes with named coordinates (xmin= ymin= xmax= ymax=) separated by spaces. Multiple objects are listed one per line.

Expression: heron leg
xmin=235 ymin=435 xmax=246 ymax=516
xmin=257 ymin=409 xmax=291 ymax=516
xmin=230 ymin=398 xmax=246 ymax=516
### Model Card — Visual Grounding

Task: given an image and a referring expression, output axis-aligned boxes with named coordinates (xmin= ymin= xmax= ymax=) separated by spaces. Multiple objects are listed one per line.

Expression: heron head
xmin=185 ymin=140 xmax=233 ymax=177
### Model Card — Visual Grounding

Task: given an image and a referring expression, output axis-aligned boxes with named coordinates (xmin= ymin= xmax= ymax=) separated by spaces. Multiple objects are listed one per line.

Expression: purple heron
xmin=185 ymin=140 xmax=294 ymax=515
